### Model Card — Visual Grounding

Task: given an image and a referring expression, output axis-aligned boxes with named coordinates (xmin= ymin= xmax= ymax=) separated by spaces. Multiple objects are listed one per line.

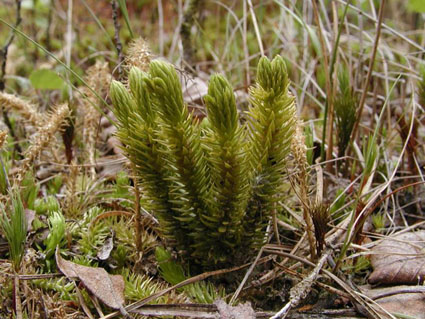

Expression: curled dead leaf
xmin=97 ymin=233 xmax=114 ymax=260
xmin=369 ymin=230 xmax=425 ymax=284
xmin=55 ymin=248 xmax=125 ymax=311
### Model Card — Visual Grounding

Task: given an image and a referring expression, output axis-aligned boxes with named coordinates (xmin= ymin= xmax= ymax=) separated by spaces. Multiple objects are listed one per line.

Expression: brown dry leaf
xmin=369 ymin=230 xmax=425 ymax=284
xmin=360 ymin=285 xmax=425 ymax=319
xmin=97 ymin=234 xmax=114 ymax=260
xmin=55 ymin=249 xmax=125 ymax=309
xmin=24 ymin=209 xmax=35 ymax=231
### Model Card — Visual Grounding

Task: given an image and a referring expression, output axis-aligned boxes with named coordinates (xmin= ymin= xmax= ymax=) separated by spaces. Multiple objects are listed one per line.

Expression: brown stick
xmin=111 ymin=0 xmax=123 ymax=79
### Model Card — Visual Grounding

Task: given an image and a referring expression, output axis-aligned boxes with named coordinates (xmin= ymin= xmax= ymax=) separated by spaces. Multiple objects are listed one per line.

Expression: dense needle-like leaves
xmin=110 ymin=56 xmax=297 ymax=269
xmin=0 ymin=190 xmax=27 ymax=271
xmin=245 ymin=56 xmax=297 ymax=245
xmin=202 ymin=74 xmax=250 ymax=263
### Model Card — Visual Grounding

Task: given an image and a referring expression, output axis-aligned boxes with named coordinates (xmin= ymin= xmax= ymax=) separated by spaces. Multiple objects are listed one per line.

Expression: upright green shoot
xmin=0 ymin=190 xmax=27 ymax=271
xmin=334 ymin=68 xmax=357 ymax=158
xmin=245 ymin=55 xmax=297 ymax=245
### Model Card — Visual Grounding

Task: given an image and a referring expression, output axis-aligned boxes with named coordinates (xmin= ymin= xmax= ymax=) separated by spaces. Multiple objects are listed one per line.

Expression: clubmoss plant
xmin=244 ymin=56 xmax=297 ymax=247
xmin=110 ymin=55 xmax=297 ymax=268
xmin=155 ymin=247 xmax=226 ymax=303
xmin=44 ymin=211 xmax=66 ymax=259
xmin=122 ymin=268 xmax=186 ymax=304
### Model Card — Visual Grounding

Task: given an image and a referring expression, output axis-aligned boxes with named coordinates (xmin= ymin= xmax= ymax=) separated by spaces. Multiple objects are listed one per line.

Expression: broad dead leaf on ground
xmin=369 ymin=230 xmax=425 ymax=284
xmin=24 ymin=209 xmax=35 ymax=231
xmin=55 ymin=248 xmax=125 ymax=310
xmin=360 ymin=285 xmax=425 ymax=319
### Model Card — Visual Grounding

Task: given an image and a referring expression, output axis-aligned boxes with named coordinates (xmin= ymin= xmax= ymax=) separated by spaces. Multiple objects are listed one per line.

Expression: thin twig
xmin=14 ymin=275 xmax=23 ymax=319
xmin=230 ymin=246 xmax=265 ymax=304
xmin=247 ymin=0 xmax=264 ymax=56
xmin=270 ymin=249 xmax=331 ymax=319
xmin=264 ymin=248 xmax=381 ymax=319
xmin=65 ymin=0 xmax=73 ymax=100
xmin=111 ymin=0 xmax=123 ymax=79
xmin=131 ymin=164 xmax=142 ymax=254
xmin=312 ymin=0 xmax=332 ymax=167
xmin=180 ymin=0 xmax=200 ymax=72
xmin=0 ymin=0 xmax=22 ymax=91
xmin=350 ymin=0 xmax=386 ymax=142
xmin=157 ymin=0 xmax=164 ymax=56
xmin=0 ymin=0 xmax=22 ymax=157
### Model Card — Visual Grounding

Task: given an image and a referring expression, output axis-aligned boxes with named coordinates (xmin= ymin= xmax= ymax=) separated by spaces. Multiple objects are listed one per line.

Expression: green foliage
xmin=47 ymin=175 xmax=63 ymax=195
xmin=147 ymin=61 xmax=211 ymax=255
xmin=109 ymin=171 xmax=132 ymax=207
xmin=34 ymin=195 xmax=60 ymax=215
xmin=334 ymin=68 xmax=357 ymax=157
xmin=32 ymin=277 xmax=75 ymax=300
xmin=117 ymin=0 xmax=134 ymax=39
xmin=201 ymin=74 xmax=250 ymax=262
xmin=71 ymin=207 xmax=109 ymax=257
xmin=21 ymin=172 xmax=39 ymax=210
xmin=29 ymin=68 xmax=65 ymax=90
xmin=244 ymin=55 xmax=296 ymax=246
xmin=407 ymin=0 xmax=425 ymax=13
xmin=304 ymin=125 xmax=314 ymax=165
xmin=122 ymin=268 xmax=180 ymax=303
xmin=0 ymin=151 xmax=10 ymax=195
xmin=0 ymin=189 xmax=27 ymax=271
xmin=105 ymin=214 xmax=157 ymax=259
xmin=363 ymin=134 xmax=379 ymax=182
xmin=155 ymin=247 xmax=186 ymax=285
xmin=111 ymin=244 xmax=130 ymax=269
xmin=330 ymin=189 xmax=346 ymax=219
xmin=110 ymin=56 xmax=297 ymax=268
xmin=372 ymin=212 xmax=385 ymax=231
xmin=44 ymin=211 xmax=66 ymax=258
xmin=155 ymin=247 xmax=225 ymax=303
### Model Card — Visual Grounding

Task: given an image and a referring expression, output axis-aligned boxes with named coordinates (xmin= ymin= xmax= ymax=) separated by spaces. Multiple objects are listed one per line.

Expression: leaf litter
xmin=55 ymin=248 xmax=125 ymax=311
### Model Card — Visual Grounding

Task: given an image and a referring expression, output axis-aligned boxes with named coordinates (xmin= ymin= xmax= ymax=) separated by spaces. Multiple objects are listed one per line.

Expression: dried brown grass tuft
xmin=0 ymin=92 xmax=43 ymax=126
xmin=0 ymin=131 xmax=7 ymax=149
xmin=15 ymin=104 xmax=70 ymax=185
xmin=291 ymin=120 xmax=316 ymax=260
xmin=81 ymin=61 xmax=111 ymax=179
xmin=125 ymin=37 xmax=151 ymax=72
